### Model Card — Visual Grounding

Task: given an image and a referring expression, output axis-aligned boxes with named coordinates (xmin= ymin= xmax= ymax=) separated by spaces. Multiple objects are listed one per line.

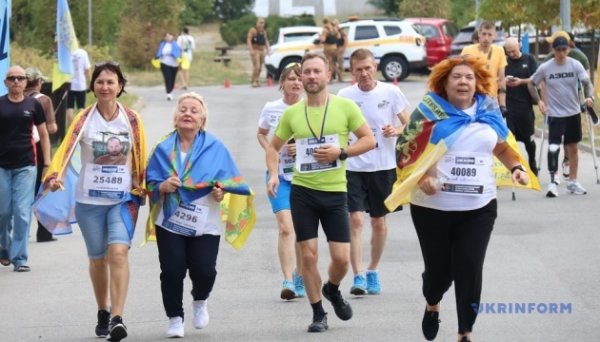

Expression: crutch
xmin=537 ymin=114 xmax=547 ymax=173
xmin=583 ymin=104 xmax=600 ymax=184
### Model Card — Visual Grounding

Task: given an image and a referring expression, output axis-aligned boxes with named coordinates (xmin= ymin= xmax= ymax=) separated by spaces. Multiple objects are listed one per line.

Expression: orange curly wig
xmin=427 ymin=55 xmax=492 ymax=99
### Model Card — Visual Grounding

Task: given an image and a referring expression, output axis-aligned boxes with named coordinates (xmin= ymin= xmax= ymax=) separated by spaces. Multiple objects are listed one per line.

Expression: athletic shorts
xmin=290 ymin=185 xmax=350 ymax=243
xmin=347 ymin=169 xmax=400 ymax=217
xmin=67 ymin=90 xmax=87 ymax=109
xmin=75 ymin=202 xmax=131 ymax=259
xmin=548 ymin=114 xmax=582 ymax=145
xmin=506 ymin=103 xmax=535 ymax=142
xmin=265 ymin=172 xmax=291 ymax=213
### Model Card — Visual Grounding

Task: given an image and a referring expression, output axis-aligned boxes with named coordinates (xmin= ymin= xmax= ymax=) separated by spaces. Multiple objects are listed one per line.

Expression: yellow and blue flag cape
xmin=145 ymin=130 xmax=256 ymax=250
xmin=33 ymin=104 xmax=147 ymax=237
xmin=385 ymin=92 xmax=540 ymax=211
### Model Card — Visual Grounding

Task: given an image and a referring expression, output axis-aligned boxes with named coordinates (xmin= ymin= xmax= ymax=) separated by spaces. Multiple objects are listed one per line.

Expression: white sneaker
xmin=192 ymin=300 xmax=209 ymax=329
xmin=167 ymin=93 xmax=173 ymax=101
xmin=546 ymin=182 xmax=559 ymax=198
xmin=167 ymin=316 xmax=184 ymax=338
xmin=566 ymin=181 xmax=587 ymax=195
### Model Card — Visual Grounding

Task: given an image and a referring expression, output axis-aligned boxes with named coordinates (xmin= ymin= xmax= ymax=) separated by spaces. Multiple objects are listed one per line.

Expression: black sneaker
xmin=307 ymin=313 xmax=328 ymax=332
xmin=422 ymin=308 xmax=440 ymax=341
xmin=106 ymin=315 xmax=127 ymax=341
xmin=321 ymin=284 xmax=353 ymax=321
xmin=95 ymin=309 xmax=110 ymax=337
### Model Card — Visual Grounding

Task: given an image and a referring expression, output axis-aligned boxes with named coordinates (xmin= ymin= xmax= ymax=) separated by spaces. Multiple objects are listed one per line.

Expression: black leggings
xmin=410 ymin=200 xmax=497 ymax=334
xmin=160 ymin=63 xmax=179 ymax=94
xmin=156 ymin=226 xmax=220 ymax=319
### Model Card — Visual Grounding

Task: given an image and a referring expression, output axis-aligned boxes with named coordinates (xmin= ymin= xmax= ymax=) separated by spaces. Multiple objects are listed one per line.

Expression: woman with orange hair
xmin=385 ymin=55 xmax=533 ymax=342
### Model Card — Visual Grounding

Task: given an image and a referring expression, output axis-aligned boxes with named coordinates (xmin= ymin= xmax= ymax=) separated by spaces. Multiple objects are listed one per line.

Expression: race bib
xmin=83 ymin=164 xmax=131 ymax=199
xmin=371 ymin=127 xmax=382 ymax=149
xmin=296 ymin=134 xmax=340 ymax=173
xmin=437 ymin=152 xmax=492 ymax=196
xmin=279 ymin=147 xmax=295 ymax=181
xmin=157 ymin=201 xmax=210 ymax=237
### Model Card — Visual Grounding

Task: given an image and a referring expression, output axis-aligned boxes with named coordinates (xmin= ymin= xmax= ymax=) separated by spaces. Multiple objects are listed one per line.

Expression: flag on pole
xmin=52 ymin=0 xmax=78 ymax=92
xmin=521 ymin=32 xmax=530 ymax=54
xmin=595 ymin=43 xmax=600 ymax=99
xmin=0 ymin=0 xmax=11 ymax=96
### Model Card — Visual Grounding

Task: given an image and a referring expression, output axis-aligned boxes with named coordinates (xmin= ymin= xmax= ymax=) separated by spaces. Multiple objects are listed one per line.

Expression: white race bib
xmin=371 ymin=127 xmax=381 ymax=149
xmin=82 ymin=164 xmax=131 ymax=199
xmin=295 ymin=134 xmax=340 ymax=173
xmin=157 ymin=201 xmax=210 ymax=237
xmin=437 ymin=152 xmax=492 ymax=196
xmin=279 ymin=147 xmax=295 ymax=181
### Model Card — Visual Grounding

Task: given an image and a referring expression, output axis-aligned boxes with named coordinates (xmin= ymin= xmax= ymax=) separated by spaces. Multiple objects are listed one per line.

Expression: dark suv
xmin=450 ymin=23 xmax=506 ymax=56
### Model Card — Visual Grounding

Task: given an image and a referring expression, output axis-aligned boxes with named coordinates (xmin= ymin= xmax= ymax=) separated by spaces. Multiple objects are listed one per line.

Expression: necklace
xmin=100 ymin=106 xmax=119 ymax=121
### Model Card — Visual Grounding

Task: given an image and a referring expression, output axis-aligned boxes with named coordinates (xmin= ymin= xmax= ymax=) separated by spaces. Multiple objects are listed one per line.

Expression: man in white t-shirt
xmin=337 ymin=48 xmax=409 ymax=296
xmin=67 ymin=47 xmax=91 ymax=125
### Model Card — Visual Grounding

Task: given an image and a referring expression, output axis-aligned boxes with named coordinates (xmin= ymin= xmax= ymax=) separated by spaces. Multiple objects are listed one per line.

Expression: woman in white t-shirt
xmin=43 ymin=62 xmax=147 ymax=341
xmin=257 ymin=63 xmax=306 ymax=300
xmin=392 ymin=55 xmax=530 ymax=342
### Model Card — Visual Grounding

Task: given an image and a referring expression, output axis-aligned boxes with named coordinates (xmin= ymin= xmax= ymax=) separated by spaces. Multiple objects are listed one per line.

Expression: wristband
xmin=510 ymin=165 xmax=526 ymax=174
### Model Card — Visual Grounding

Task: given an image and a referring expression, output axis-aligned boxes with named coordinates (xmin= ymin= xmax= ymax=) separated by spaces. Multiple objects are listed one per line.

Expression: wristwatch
xmin=339 ymin=148 xmax=348 ymax=161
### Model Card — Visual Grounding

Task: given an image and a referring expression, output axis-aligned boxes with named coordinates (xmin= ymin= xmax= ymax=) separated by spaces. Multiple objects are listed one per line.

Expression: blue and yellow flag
xmin=52 ymin=0 xmax=78 ymax=91
xmin=145 ymin=130 xmax=256 ymax=250
xmin=0 ymin=0 xmax=11 ymax=96
xmin=385 ymin=92 xmax=540 ymax=211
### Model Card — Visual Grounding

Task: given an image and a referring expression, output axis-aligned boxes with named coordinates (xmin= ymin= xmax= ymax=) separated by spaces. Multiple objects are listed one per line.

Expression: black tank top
xmin=252 ymin=31 xmax=266 ymax=45
xmin=324 ymin=33 xmax=337 ymax=45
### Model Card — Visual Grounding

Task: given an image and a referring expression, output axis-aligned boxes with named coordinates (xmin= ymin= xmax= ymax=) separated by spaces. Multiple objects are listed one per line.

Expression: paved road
xmin=1 ymin=77 xmax=599 ymax=341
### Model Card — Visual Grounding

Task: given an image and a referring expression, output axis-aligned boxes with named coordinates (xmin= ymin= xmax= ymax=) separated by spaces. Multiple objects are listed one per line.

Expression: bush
xmin=220 ymin=14 xmax=316 ymax=46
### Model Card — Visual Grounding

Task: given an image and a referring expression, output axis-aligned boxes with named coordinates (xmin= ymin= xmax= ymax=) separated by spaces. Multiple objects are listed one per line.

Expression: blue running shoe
xmin=293 ymin=271 xmax=306 ymax=298
xmin=281 ymin=280 xmax=295 ymax=300
xmin=366 ymin=270 xmax=381 ymax=294
xmin=350 ymin=274 xmax=367 ymax=295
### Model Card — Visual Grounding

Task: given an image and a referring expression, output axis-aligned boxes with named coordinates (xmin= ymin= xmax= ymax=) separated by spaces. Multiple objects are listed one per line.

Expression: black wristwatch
xmin=339 ymin=148 xmax=348 ymax=161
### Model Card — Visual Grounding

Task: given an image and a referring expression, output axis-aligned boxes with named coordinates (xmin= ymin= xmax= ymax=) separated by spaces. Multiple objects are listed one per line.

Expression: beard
xmin=303 ymin=80 xmax=326 ymax=94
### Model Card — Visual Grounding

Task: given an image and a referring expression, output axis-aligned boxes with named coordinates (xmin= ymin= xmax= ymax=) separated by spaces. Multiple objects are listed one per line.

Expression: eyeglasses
xmin=6 ymin=76 xmax=27 ymax=82
xmin=284 ymin=62 xmax=300 ymax=69
xmin=95 ymin=61 xmax=120 ymax=68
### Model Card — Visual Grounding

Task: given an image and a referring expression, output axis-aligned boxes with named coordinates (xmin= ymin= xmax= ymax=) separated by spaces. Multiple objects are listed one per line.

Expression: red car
xmin=406 ymin=18 xmax=457 ymax=67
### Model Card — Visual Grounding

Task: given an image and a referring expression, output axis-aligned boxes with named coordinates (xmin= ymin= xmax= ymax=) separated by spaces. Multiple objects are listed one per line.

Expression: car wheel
xmin=380 ymin=56 xmax=409 ymax=82
xmin=277 ymin=57 xmax=302 ymax=81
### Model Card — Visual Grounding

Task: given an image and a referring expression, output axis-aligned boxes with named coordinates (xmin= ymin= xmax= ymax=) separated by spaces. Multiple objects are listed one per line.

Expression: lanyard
xmin=304 ymin=96 xmax=330 ymax=141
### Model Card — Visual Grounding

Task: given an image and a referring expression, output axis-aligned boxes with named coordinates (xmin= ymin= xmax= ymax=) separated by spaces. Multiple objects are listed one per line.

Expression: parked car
xmin=273 ymin=26 xmax=322 ymax=45
xmin=450 ymin=22 xmax=506 ymax=56
xmin=405 ymin=17 xmax=458 ymax=67
xmin=265 ymin=19 xmax=427 ymax=81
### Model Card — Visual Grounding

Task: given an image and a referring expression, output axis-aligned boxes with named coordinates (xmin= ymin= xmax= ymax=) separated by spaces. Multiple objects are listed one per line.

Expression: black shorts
xmin=347 ymin=169 xmax=400 ymax=217
xmin=506 ymin=103 xmax=535 ymax=142
xmin=548 ymin=114 xmax=582 ymax=146
xmin=290 ymin=185 xmax=350 ymax=243
xmin=67 ymin=90 xmax=87 ymax=109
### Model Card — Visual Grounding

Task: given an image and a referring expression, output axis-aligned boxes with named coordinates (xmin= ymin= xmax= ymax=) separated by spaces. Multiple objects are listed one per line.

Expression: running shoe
xmin=106 ymin=315 xmax=127 ymax=341
xmin=422 ymin=308 xmax=440 ymax=341
xmin=293 ymin=271 xmax=306 ymax=298
xmin=192 ymin=300 xmax=209 ymax=329
xmin=166 ymin=316 xmax=184 ymax=338
xmin=281 ymin=280 xmax=295 ymax=300
xmin=566 ymin=181 xmax=587 ymax=195
xmin=322 ymin=284 xmax=353 ymax=321
xmin=95 ymin=309 xmax=110 ymax=338
xmin=350 ymin=274 xmax=367 ymax=295
xmin=546 ymin=181 xmax=559 ymax=198
xmin=366 ymin=270 xmax=381 ymax=295
xmin=307 ymin=312 xmax=328 ymax=332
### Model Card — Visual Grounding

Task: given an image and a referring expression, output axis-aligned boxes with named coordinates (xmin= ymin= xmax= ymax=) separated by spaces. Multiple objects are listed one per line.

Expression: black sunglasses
xmin=95 ymin=61 xmax=120 ymax=68
xmin=6 ymin=76 xmax=27 ymax=82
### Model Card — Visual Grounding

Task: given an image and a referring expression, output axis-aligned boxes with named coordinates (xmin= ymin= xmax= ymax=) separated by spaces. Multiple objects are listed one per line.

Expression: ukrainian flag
xmin=52 ymin=0 xmax=78 ymax=92
xmin=0 ymin=0 xmax=11 ymax=96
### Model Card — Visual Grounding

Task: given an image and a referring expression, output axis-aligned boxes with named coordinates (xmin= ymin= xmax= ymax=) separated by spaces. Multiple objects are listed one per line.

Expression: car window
xmin=355 ymin=25 xmax=380 ymax=40
xmin=453 ymin=30 xmax=474 ymax=44
xmin=283 ymin=32 xmax=319 ymax=43
xmin=383 ymin=25 xmax=402 ymax=36
xmin=443 ymin=23 xmax=458 ymax=37
xmin=413 ymin=24 xmax=438 ymax=38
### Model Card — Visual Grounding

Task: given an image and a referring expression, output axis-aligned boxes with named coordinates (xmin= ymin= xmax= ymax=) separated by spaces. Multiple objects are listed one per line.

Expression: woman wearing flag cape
xmin=384 ymin=55 xmax=539 ymax=342
xmin=145 ymin=92 xmax=255 ymax=338
xmin=36 ymin=62 xmax=147 ymax=341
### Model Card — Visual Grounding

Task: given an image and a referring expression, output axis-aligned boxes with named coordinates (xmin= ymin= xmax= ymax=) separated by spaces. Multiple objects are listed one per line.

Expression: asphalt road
xmin=1 ymin=76 xmax=599 ymax=341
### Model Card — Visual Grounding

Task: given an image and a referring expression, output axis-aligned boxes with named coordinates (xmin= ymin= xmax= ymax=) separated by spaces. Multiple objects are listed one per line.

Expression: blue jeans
xmin=75 ymin=202 xmax=131 ymax=259
xmin=0 ymin=165 xmax=37 ymax=267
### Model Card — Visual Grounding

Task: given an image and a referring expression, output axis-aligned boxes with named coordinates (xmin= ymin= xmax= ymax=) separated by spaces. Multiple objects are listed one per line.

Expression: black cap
xmin=553 ymin=36 xmax=569 ymax=49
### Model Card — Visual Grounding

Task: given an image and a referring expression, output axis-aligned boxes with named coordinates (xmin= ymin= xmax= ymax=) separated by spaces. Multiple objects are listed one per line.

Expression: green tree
xmin=449 ymin=0 xmax=475 ymax=28
xmin=368 ymin=0 xmax=402 ymax=15
xmin=214 ymin=0 xmax=253 ymax=20
xmin=398 ymin=0 xmax=449 ymax=18
xmin=180 ymin=0 xmax=216 ymax=26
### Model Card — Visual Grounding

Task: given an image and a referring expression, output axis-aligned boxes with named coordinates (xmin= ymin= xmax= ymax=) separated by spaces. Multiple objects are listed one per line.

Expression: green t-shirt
xmin=544 ymin=48 xmax=590 ymax=70
xmin=275 ymin=94 xmax=366 ymax=192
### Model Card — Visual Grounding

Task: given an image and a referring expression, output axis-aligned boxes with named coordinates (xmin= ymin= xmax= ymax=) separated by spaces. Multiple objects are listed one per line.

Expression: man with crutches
xmin=528 ymin=36 xmax=595 ymax=197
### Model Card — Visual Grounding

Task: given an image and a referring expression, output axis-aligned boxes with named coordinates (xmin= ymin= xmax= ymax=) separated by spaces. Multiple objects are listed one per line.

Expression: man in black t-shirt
xmin=0 ymin=65 xmax=51 ymax=272
xmin=504 ymin=37 xmax=539 ymax=175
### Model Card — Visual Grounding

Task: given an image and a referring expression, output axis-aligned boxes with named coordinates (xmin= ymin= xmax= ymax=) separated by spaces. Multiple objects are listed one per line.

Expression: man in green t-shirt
xmin=266 ymin=53 xmax=375 ymax=333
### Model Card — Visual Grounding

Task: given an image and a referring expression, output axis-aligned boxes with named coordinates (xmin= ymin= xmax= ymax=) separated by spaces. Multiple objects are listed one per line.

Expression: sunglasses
xmin=95 ymin=61 xmax=120 ymax=68
xmin=6 ymin=76 xmax=27 ymax=82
